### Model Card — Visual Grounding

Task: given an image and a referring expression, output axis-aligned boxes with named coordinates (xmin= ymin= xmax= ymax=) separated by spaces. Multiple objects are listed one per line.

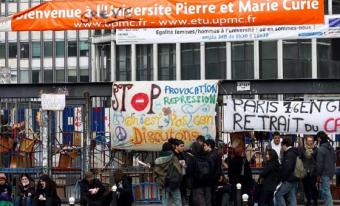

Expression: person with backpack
xmin=316 ymin=131 xmax=336 ymax=206
xmin=274 ymin=137 xmax=299 ymax=206
xmin=186 ymin=142 xmax=213 ymax=206
xmin=301 ymin=135 xmax=318 ymax=206
xmin=154 ymin=142 xmax=185 ymax=206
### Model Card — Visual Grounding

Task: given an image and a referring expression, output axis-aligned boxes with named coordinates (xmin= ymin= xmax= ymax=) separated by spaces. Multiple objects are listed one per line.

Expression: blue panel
xmin=17 ymin=108 xmax=25 ymax=122
xmin=92 ymin=107 xmax=104 ymax=132
xmin=63 ymin=107 xmax=74 ymax=146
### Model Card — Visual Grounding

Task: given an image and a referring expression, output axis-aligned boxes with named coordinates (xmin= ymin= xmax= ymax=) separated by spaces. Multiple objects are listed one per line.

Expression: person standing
xmin=259 ymin=149 xmax=280 ymax=206
xmin=114 ymin=170 xmax=133 ymax=206
xmin=302 ymin=135 xmax=318 ymax=206
xmin=154 ymin=142 xmax=184 ymax=206
xmin=274 ymin=137 xmax=299 ymax=206
xmin=266 ymin=132 xmax=283 ymax=163
xmin=316 ymin=131 xmax=336 ymax=206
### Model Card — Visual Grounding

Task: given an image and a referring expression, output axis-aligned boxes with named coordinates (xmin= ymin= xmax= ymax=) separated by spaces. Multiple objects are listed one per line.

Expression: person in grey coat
xmin=316 ymin=131 xmax=336 ymax=206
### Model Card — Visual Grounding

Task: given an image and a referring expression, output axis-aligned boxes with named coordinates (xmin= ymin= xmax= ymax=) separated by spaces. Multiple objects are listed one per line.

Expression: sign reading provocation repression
xmin=0 ymin=0 xmax=324 ymax=31
xmin=117 ymin=15 xmax=340 ymax=44
xmin=224 ymin=99 xmax=340 ymax=134
xmin=110 ymin=80 xmax=218 ymax=151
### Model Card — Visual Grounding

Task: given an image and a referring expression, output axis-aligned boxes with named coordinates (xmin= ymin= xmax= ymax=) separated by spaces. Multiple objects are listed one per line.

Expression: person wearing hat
xmin=33 ymin=174 xmax=60 ymax=206
xmin=0 ymin=173 xmax=12 ymax=206
xmin=316 ymin=131 xmax=336 ymax=206
xmin=79 ymin=171 xmax=111 ymax=206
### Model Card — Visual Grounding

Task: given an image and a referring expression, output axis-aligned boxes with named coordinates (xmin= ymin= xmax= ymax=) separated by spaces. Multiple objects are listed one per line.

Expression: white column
xmin=153 ymin=44 xmax=158 ymax=80
xmin=277 ymin=40 xmax=283 ymax=101
xmin=111 ymin=40 xmax=116 ymax=81
xmin=176 ymin=43 xmax=181 ymax=80
xmin=131 ymin=44 xmax=136 ymax=81
xmin=226 ymin=42 xmax=232 ymax=80
xmin=254 ymin=40 xmax=260 ymax=79
xmin=91 ymin=42 xmax=96 ymax=82
xmin=312 ymin=38 xmax=317 ymax=79
xmin=200 ymin=42 xmax=205 ymax=80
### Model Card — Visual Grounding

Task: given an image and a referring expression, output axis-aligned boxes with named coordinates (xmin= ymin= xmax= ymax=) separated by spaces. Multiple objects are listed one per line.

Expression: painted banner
xmin=224 ymin=99 xmax=340 ymax=134
xmin=0 ymin=0 xmax=324 ymax=31
xmin=117 ymin=15 xmax=340 ymax=44
xmin=111 ymin=81 xmax=218 ymax=151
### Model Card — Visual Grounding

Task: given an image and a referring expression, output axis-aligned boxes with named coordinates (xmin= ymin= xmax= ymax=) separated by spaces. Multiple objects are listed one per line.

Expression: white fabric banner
xmin=117 ymin=15 xmax=340 ymax=44
xmin=111 ymin=80 xmax=218 ymax=151
xmin=224 ymin=99 xmax=340 ymax=134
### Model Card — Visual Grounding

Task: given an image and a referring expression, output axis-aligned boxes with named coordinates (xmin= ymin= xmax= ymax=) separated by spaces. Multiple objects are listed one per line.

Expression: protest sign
xmin=224 ymin=99 xmax=340 ymax=134
xmin=111 ymin=80 xmax=218 ymax=151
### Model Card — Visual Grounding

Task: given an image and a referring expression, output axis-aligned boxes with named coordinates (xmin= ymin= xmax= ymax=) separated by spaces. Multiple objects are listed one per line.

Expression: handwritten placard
xmin=41 ymin=94 xmax=66 ymax=111
xmin=111 ymin=80 xmax=219 ymax=151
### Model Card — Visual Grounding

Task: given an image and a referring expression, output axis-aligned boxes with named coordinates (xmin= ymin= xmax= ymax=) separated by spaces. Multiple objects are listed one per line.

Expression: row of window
xmin=114 ymin=39 xmax=340 ymax=81
xmin=0 ymin=41 xmax=89 ymax=59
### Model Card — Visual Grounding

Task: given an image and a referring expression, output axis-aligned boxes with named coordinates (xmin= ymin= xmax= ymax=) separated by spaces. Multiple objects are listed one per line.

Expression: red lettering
xmin=323 ymin=117 xmax=340 ymax=132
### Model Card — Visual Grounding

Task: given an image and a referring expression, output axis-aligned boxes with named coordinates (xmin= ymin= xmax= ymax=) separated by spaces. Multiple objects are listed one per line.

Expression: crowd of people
xmin=154 ymin=131 xmax=337 ymax=206
xmin=0 ymin=131 xmax=336 ymax=206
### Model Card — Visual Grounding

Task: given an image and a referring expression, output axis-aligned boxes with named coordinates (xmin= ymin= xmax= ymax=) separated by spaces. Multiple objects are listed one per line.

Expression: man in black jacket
xmin=316 ymin=131 xmax=336 ymax=206
xmin=274 ymin=137 xmax=299 ymax=206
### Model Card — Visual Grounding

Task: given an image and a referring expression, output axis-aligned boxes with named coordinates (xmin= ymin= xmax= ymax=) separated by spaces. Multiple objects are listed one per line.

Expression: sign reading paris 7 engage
xmin=224 ymin=99 xmax=340 ymax=134
xmin=111 ymin=81 xmax=218 ymax=151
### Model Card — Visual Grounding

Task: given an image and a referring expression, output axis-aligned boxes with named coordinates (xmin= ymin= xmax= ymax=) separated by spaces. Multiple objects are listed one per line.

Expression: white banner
xmin=224 ymin=99 xmax=340 ymax=134
xmin=117 ymin=15 xmax=340 ymax=44
xmin=111 ymin=80 xmax=218 ymax=151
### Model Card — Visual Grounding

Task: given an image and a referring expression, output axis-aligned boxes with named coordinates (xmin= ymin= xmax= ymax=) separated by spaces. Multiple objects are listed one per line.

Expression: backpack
xmin=195 ymin=157 xmax=211 ymax=182
xmin=164 ymin=163 xmax=183 ymax=190
xmin=294 ymin=156 xmax=306 ymax=179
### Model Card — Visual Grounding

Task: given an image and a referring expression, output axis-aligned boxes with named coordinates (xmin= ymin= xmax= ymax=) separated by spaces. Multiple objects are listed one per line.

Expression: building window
xmin=231 ymin=41 xmax=254 ymax=79
xmin=80 ymin=69 xmax=89 ymax=82
xmin=20 ymin=42 xmax=29 ymax=59
xmin=32 ymin=70 xmax=40 ymax=83
xmin=181 ymin=43 xmax=200 ymax=80
xmin=9 ymin=43 xmax=17 ymax=58
xmin=32 ymin=42 xmax=41 ymax=58
xmin=68 ymin=41 xmax=77 ymax=57
xmin=99 ymin=44 xmax=111 ymax=81
xmin=80 ymin=41 xmax=89 ymax=56
xmin=283 ymin=39 xmax=312 ymax=78
xmin=318 ymin=38 xmax=340 ymax=78
xmin=44 ymin=69 xmax=53 ymax=83
xmin=56 ymin=69 xmax=65 ymax=82
xmin=68 ymin=69 xmax=77 ymax=82
xmin=44 ymin=41 xmax=52 ymax=58
xmin=158 ymin=44 xmax=176 ymax=80
xmin=116 ymin=45 xmax=131 ymax=81
xmin=56 ymin=41 xmax=65 ymax=57
xmin=136 ymin=44 xmax=153 ymax=81
xmin=333 ymin=0 xmax=340 ymax=13
xmin=260 ymin=41 xmax=278 ymax=79
xmin=20 ymin=69 xmax=29 ymax=83
xmin=0 ymin=43 xmax=5 ymax=59
xmin=205 ymin=42 xmax=226 ymax=79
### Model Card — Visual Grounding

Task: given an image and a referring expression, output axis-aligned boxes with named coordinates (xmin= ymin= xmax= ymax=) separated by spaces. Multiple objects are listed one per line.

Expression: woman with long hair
xmin=259 ymin=149 xmax=280 ymax=206
xmin=15 ymin=173 xmax=35 ymax=206
xmin=33 ymin=174 xmax=60 ymax=206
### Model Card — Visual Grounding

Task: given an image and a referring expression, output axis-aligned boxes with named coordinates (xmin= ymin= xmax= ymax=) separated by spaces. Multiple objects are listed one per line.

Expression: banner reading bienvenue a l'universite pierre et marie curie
xmin=111 ymin=80 xmax=218 ymax=151
xmin=0 ymin=0 xmax=324 ymax=31
xmin=224 ymin=99 xmax=340 ymax=134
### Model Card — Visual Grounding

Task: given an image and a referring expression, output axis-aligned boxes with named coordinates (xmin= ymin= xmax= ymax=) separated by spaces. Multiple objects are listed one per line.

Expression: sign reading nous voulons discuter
xmin=110 ymin=80 xmax=218 ymax=151
xmin=0 ymin=0 xmax=324 ymax=31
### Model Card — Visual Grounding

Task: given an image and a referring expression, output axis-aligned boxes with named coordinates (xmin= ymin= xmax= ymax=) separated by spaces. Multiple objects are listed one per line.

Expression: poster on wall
xmin=224 ymin=99 xmax=340 ymax=134
xmin=111 ymin=80 xmax=219 ymax=151
xmin=117 ymin=15 xmax=340 ymax=44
